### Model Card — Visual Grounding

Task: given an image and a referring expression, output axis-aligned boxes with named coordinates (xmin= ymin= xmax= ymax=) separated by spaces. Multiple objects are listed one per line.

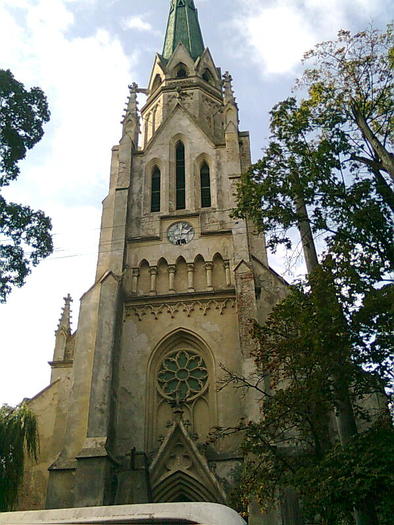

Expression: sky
xmin=0 ymin=0 xmax=392 ymax=406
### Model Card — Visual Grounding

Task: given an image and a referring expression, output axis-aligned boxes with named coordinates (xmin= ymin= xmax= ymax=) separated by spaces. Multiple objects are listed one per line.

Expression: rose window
xmin=157 ymin=350 xmax=208 ymax=402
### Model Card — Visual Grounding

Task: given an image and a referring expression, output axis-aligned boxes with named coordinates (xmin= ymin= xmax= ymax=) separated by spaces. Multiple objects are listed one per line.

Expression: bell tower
xmin=20 ymin=0 xmax=287 ymax=514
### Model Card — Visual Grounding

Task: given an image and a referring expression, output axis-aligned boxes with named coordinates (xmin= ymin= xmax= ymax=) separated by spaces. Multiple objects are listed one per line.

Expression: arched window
xmin=202 ymin=69 xmax=213 ymax=84
xmin=175 ymin=63 xmax=188 ymax=78
xmin=200 ymin=162 xmax=211 ymax=208
xmin=176 ymin=141 xmax=186 ymax=209
xmin=152 ymin=74 xmax=162 ymax=92
xmin=151 ymin=166 xmax=161 ymax=212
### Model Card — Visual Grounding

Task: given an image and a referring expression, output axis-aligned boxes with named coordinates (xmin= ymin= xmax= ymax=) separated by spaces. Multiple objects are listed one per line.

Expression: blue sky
xmin=0 ymin=0 xmax=392 ymax=406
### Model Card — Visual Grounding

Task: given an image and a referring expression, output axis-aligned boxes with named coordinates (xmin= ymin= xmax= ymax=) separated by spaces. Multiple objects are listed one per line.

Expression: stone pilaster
xmin=73 ymin=272 xmax=121 ymax=507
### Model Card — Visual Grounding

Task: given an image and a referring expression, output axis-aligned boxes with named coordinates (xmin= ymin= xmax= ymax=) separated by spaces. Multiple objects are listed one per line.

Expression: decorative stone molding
xmin=149 ymin=419 xmax=227 ymax=504
xmin=126 ymin=297 xmax=235 ymax=321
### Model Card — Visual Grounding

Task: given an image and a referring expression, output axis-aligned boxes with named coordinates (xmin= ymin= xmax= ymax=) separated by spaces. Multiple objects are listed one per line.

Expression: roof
xmin=162 ymin=0 xmax=205 ymax=61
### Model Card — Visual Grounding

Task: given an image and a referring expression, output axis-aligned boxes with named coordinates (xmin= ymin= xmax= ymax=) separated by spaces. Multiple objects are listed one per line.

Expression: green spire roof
xmin=162 ymin=0 xmax=205 ymax=61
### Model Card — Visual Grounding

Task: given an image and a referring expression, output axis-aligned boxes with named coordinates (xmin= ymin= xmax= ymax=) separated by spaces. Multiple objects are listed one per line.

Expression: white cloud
xmin=244 ymin=5 xmax=315 ymax=74
xmin=235 ymin=0 xmax=392 ymax=75
xmin=122 ymin=15 xmax=154 ymax=32
xmin=0 ymin=0 xmax=138 ymax=406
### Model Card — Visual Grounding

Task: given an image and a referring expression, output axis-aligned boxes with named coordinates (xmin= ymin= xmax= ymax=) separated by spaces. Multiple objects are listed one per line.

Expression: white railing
xmin=0 ymin=502 xmax=247 ymax=525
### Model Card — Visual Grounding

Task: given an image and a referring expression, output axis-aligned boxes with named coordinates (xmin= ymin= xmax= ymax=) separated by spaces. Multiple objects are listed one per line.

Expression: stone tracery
xmin=157 ymin=349 xmax=208 ymax=402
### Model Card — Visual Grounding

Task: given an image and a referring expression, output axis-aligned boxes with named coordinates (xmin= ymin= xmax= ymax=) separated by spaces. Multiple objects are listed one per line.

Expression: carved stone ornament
xmin=157 ymin=349 xmax=208 ymax=402
xmin=126 ymin=297 xmax=236 ymax=321
xmin=149 ymin=419 xmax=227 ymax=504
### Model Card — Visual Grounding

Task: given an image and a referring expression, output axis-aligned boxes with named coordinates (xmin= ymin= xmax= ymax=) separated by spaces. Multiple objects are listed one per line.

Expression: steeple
xmin=162 ymin=0 xmax=205 ymax=61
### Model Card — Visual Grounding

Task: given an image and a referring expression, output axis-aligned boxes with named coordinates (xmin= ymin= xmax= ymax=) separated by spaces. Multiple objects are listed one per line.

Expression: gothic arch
xmin=146 ymin=329 xmax=217 ymax=452
xmin=149 ymin=420 xmax=226 ymax=504
xmin=173 ymin=62 xmax=189 ymax=78
xmin=154 ymin=470 xmax=213 ymax=502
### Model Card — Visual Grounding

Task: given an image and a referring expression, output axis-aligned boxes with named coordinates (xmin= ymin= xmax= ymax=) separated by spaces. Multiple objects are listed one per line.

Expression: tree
xmin=234 ymin=95 xmax=393 ymax=296
xmin=299 ymin=25 xmax=394 ymax=189
xmin=219 ymin=281 xmax=393 ymax=524
xmin=0 ymin=69 xmax=52 ymax=302
xmin=0 ymin=403 xmax=39 ymax=511
xmin=231 ymin=26 xmax=393 ymax=524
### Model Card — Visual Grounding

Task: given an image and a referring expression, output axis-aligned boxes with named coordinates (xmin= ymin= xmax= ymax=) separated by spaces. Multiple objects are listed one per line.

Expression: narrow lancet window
xmin=151 ymin=166 xmax=161 ymax=212
xmin=200 ymin=162 xmax=211 ymax=208
xmin=176 ymin=141 xmax=186 ymax=209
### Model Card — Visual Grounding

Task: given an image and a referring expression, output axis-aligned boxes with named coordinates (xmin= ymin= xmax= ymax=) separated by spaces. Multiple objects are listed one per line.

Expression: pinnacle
xmin=223 ymin=71 xmax=237 ymax=105
xmin=121 ymin=83 xmax=139 ymax=125
xmin=56 ymin=294 xmax=72 ymax=335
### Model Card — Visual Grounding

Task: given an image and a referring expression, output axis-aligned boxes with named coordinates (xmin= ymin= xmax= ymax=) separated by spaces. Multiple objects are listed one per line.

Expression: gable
xmin=196 ymin=48 xmax=221 ymax=86
xmin=149 ymin=418 xmax=226 ymax=503
xmin=144 ymin=103 xmax=216 ymax=155
xmin=166 ymin=43 xmax=197 ymax=76
xmin=148 ymin=55 xmax=167 ymax=92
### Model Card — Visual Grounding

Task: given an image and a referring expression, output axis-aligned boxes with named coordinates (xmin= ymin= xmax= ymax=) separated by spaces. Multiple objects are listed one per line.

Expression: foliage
xmin=0 ymin=403 xmax=39 ymax=511
xmin=231 ymin=26 xmax=394 ymax=523
xmin=226 ymin=277 xmax=393 ymax=523
xmin=299 ymin=25 xmax=394 ymax=183
xmin=234 ymin=94 xmax=393 ymax=298
xmin=234 ymin=25 xmax=394 ymax=298
xmin=0 ymin=69 xmax=52 ymax=302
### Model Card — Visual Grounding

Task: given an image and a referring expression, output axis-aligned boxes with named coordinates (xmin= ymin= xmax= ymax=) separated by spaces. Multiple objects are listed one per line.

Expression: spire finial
xmin=162 ymin=0 xmax=205 ymax=61
xmin=121 ymin=83 xmax=141 ymax=144
xmin=56 ymin=294 xmax=72 ymax=336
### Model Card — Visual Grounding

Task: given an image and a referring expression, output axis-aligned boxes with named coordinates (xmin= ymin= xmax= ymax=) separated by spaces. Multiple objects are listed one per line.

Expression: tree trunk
xmin=352 ymin=104 xmax=394 ymax=182
xmin=351 ymin=155 xmax=394 ymax=213
xmin=295 ymin=188 xmax=379 ymax=525
xmin=373 ymin=167 xmax=394 ymax=214
xmin=295 ymin=195 xmax=319 ymax=274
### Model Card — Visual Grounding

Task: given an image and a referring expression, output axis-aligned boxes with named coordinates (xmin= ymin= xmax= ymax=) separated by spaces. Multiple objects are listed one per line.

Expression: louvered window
xmin=176 ymin=142 xmax=186 ymax=210
xmin=200 ymin=162 xmax=211 ymax=208
xmin=151 ymin=167 xmax=161 ymax=212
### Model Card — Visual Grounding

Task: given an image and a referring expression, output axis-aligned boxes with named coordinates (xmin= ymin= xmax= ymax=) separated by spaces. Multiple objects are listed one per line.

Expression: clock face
xmin=167 ymin=221 xmax=195 ymax=246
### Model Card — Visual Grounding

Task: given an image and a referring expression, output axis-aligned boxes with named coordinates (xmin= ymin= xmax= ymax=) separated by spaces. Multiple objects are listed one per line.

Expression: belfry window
xmin=175 ymin=63 xmax=188 ymax=78
xmin=152 ymin=74 xmax=162 ymax=92
xmin=151 ymin=166 xmax=161 ymax=212
xmin=202 ymin=69 xmax=213 ymax=84
xmin=176 ymin=141 xmax=186 ymax=210
xmin=200 ymin=162 xmax=211 ymax=208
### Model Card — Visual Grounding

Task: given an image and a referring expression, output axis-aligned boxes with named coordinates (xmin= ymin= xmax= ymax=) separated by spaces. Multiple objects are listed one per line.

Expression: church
xmin=18 ymin=0 xmax=287 ymax=518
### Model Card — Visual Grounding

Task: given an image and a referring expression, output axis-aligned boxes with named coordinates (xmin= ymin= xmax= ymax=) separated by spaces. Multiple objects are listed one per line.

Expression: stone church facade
xmin=18 ymin=0 xmax=287 ymax=516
